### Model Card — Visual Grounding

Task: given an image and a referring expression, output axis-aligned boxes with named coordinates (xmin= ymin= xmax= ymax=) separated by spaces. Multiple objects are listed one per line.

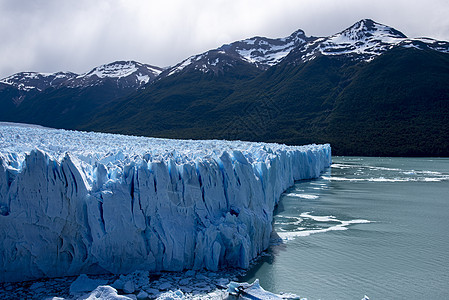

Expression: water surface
xmin=241 ymin=157 xmax=449 ymax=299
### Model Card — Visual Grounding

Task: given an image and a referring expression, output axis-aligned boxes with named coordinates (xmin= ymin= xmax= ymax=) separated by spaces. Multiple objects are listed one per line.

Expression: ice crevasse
xmin=0 ymin=124 xmax=331 ymax=282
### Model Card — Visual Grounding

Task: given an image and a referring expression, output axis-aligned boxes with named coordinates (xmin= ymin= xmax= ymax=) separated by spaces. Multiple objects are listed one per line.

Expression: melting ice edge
xmin=0 ymin=123 xmax=331 ymax=282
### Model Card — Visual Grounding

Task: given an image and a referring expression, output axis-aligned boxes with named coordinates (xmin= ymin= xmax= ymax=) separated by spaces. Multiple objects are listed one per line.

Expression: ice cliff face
xmin=0 ymin=124 xmax=331 ymax=282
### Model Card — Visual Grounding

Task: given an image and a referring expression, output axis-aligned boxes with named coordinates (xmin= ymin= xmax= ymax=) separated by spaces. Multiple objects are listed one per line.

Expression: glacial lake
xmin=240 ymin=157 xmax=449 ymax=299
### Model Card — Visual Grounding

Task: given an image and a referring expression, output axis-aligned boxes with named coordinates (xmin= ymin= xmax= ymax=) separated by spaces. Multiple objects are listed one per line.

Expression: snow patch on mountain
xmin=0 ymin=61 xmax=163 ymax=92
xmin=232 ymin=30 xmax=308 ymax=66
xmin=0 ymin=71 xmax=77 ymax=91
xmin=80 ymin=61 xmax=162 ymax=80
xmin=82 ymin=61 xmax=139 ymax=78
xmin=66 ymin=61 xmax=163 ymax=88
xmin=166 ymin=56 xmax=195 ymax=76
xmin=0 ymin=123 xmax=331 ymax=282
xmin=136 ymin=74 xmax=150 ymax=85
xmin=163 ymin=29 xmax=309 ymax=77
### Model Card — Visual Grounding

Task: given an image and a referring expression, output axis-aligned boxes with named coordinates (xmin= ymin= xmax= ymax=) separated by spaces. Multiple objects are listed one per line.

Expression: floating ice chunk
xmin=80 ymin=285 xmax=134 ymax=300
xmin=285 ymin=193 xmax=319 ymax=199
xmin=123 ymin=280 xmax=135 ymax=294
xmin=300 ymin=212 xmax=338 ymax=222
xmin=228 ymin=280 xmax=301 ymax=299
xmin=136 ymin=290 xmax=149 ymax=299
xmin=158 ymin=282 xmax=172 ymax=291
xmin=70 ymin=274 xmax=108 ymax=295
xmin=156 ymin=290 xmax=185 ymax=300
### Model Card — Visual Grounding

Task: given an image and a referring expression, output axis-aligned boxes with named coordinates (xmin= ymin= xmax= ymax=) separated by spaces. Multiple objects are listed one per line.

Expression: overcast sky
xmin=1 ymin=0 xmax=448 ymax=78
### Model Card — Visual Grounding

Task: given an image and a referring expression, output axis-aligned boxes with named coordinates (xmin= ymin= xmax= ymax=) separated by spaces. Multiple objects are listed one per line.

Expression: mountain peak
xmin=82 ymin=60 xmax=162 ymax=79
xmin=0 ymin=61 xmax=164 ymax=92
xmin=0 ymin=71 xmax=77 ymax=91
xmin=288 ymin=28 xmax=307 ymax=39
xmin=284 ymin=19 xmax=415 ymax=63
xmin=63 ymin=60 xmax=163 ymax=89
xmin=84 ymin=60 xmax=139 ymax=78
xmin=352 ymin=18 xmax=377 ymax=30
xmin=162 ymin=28 xmax=311 ymax=77
xmin=339 ymin=19 xmax=407 ymax=40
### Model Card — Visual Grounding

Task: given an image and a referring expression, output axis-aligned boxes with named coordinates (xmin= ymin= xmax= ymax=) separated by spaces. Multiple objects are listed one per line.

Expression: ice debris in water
xmin=0 ymin=269 xmax=238 ymax=299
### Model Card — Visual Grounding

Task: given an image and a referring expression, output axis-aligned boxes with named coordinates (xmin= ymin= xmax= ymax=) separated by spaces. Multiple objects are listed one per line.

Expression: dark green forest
xmin=83 ymin=48 xmax=449 ymax=156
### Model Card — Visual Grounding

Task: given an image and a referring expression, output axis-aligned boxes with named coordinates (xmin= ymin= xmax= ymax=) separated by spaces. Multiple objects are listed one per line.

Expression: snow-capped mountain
xmin=2 ymin=19 xmax=448 ymax=87
xmin=0 ymin=71 xmax=77 ymax=92
xmin=223 ymin=29 xmax=310 ymax=67
xmin=287 ymin=19 xmax=449 ymax=63
xmin=64 ymin=61 xmax=163 ymax=89
xmin=0 ymin=61 xmax=164 ymax=130
xmin=160 ymin=19 xmax=449 ymax=77
xmin=162 ymin=29 xmax=310 ymax=77
xmin=0 ymin=61 xmax=163 ymax=92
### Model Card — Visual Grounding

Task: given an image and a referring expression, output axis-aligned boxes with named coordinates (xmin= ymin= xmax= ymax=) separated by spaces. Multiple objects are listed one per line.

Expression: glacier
xmin=0 ymin=123 xmax=331 ymax=282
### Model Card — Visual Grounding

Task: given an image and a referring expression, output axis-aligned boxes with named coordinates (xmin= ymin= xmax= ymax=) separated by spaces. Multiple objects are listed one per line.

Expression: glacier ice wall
xmin=0 ymin=124 xmax=331 ymax=282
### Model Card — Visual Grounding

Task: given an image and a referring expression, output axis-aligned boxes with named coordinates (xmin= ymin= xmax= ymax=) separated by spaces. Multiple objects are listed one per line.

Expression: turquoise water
xmin=241 ymin=157 xmax=449 ymax=299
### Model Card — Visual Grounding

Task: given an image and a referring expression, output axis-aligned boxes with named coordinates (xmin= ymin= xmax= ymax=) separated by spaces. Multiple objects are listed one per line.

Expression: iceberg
xmin=0 ymin=123 xmax=331 ymax=282
xmin=227 ymin=280 xmax=301 ymax=299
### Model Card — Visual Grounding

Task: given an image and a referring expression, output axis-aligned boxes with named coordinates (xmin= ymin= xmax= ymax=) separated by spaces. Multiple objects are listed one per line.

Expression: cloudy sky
xmin=1 ymin=0 xmax=448 ymax=78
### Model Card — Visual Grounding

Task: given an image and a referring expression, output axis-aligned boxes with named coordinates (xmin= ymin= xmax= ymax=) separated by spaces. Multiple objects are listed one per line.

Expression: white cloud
xmin=0 ymin=0 xmax=448 ymax=77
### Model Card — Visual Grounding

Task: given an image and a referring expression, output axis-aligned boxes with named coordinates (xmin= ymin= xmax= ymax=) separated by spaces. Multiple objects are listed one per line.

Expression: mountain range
xmin=1 ymin=19 xmax=448 ymax=156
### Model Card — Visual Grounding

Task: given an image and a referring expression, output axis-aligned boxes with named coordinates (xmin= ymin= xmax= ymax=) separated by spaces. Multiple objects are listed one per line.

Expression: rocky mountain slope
xmin=0 ymin=61 xmax=162 ymax=128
